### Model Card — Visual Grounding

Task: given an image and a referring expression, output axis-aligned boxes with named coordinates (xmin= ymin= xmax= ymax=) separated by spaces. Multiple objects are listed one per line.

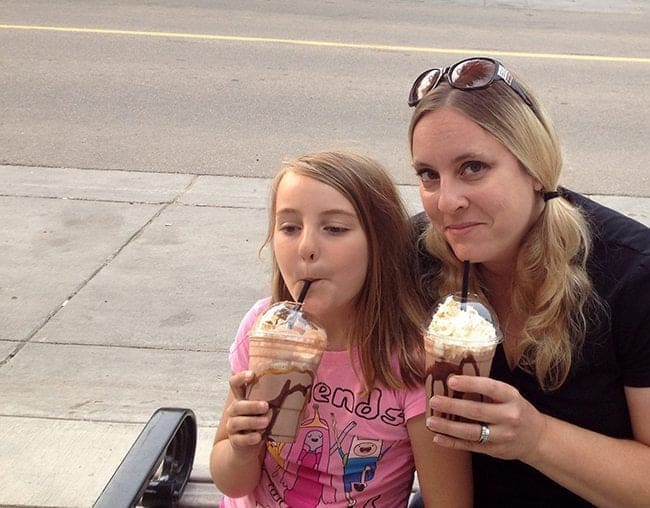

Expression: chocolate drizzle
xmin=425 ymin=354 xmax=484 ymax=421
xmin=246 ymin=368 xmax=315 ymax=441
xmin=263 ymin=378 xmax=312 ymax=440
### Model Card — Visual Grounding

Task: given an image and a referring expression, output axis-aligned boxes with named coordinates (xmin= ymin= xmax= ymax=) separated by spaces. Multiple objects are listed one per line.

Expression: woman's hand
xmin=426 ymin=374 xmax=547 ymax=463
xmin=225 ymin=370 xmax=271 ymax=451
xmin=427 ymin=377 xmax=650 ymax=506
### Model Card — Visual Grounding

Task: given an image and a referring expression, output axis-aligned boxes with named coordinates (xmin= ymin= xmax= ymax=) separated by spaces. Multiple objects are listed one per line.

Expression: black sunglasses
xmin=408 ymin=57 xmax=534 ymax=111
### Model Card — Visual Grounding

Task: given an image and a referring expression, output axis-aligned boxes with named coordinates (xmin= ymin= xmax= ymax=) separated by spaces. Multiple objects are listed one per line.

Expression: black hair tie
xmin=543 ymin=191 xmax=561 ymax=202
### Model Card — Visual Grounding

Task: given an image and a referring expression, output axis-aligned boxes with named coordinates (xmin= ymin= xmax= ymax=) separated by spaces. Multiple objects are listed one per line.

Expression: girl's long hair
xmin=263 ymin=150 xmax=427 ymax=390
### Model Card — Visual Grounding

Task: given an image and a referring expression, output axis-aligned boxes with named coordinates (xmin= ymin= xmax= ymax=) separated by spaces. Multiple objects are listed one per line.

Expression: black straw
xmin=296 ymin=280 xmax=312 ymax=308
xmin=289 ymin=280 xmax=312 ymax=328
xmin=461 ymin=261 xmax=470 ymax=311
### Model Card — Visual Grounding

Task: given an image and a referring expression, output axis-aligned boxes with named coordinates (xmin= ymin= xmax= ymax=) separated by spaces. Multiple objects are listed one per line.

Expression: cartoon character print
xmin=282 ymin=405 xmax=331 ymax=507
xmin=266 ymin=440 xmax=287 ymax=478
xmin=331 ymin=414 xmax=391 ymax=507
xmin=265 ymin=402 xmax=397 ymax=506
xmin=338 ymin=436 xmax=384 ymax=506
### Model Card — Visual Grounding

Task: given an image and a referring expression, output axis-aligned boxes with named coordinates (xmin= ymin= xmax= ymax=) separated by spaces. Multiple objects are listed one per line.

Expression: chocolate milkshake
xmin=247 ymin=301 xmax=327 ymax=442
xmin=424 ymin=294 xmax=502 ymax=422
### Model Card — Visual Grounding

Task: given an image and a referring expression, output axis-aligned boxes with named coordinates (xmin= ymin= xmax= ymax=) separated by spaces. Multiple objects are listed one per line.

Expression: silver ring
xmin=478 ymin=423 xmax=490 ymax=444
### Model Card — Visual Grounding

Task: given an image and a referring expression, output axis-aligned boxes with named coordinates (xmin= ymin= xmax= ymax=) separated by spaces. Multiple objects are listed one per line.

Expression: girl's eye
xmin=278 ymin=224 xmax=300 ymax=234
xmin=416 ymin=168 xmax=439 ymax=184
xmin=460 ymin=161 xmax=487 ymax=177
xmin=325 ymin=226 xmax=349 ymax=234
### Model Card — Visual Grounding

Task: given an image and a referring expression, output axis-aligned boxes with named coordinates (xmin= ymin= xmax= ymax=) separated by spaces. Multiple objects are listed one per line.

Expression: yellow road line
xmin=1 ymin=23 xmax=648 ymax=63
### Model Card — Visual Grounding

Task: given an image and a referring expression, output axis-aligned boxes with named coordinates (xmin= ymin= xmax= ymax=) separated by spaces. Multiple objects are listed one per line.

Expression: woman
xmin=408 ymin=57 xmax=650 ymax=506
xmin=210 ymin=150 xmax=472 ymax=507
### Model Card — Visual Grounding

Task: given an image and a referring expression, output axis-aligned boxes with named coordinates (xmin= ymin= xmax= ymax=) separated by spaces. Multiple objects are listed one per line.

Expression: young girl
xmin=210 ymin=150 xmax=472 ymax=507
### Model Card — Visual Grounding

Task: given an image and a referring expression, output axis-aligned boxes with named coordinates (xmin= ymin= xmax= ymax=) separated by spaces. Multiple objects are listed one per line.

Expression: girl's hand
xmin=225 ymin=370 xmax=271 ymax=451
xmin=426 ymin=375 xmax=547 ymax=463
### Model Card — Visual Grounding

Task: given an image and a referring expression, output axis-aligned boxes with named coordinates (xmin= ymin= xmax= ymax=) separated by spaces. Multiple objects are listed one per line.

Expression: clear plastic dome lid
xmin=251 ymin=301 xmax=327 ymax=348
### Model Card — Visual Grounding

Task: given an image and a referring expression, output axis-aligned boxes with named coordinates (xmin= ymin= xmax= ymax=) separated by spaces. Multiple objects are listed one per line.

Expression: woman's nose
xmin=437 ymin=179 xmax=469 ymax=213
xmin=298 ymin=229 xmax=319 ymax=262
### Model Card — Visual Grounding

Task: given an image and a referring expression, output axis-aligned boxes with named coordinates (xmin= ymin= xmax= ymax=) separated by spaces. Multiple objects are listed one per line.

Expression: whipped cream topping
xmin=427 ymin=295 xmax=498 ymax=344
xmin=253 ymin=302 xmax=327 ymax=349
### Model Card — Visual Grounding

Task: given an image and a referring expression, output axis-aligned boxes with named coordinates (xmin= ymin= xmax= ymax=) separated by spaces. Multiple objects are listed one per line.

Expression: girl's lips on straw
xmin=298 ymin=278 xmax=319 ymax=291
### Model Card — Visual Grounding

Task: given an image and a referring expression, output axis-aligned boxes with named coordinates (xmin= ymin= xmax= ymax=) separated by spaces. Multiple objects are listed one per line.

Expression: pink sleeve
xmin=228 ymin=298 xmax=272 ymax=373
xmin=403 ymin=382 xmax=427 ymax=422
xmin=389 ymin=353 xmax=428 ymax=422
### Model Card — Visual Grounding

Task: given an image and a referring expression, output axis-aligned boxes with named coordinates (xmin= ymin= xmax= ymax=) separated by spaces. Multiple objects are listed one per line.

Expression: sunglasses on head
xmin=408 ymin=57 xmax=535 ymax=111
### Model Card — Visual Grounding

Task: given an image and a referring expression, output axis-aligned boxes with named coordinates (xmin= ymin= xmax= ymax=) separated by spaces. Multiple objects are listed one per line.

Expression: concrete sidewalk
xmin=1 ymin=165 xmax=648 ymax=507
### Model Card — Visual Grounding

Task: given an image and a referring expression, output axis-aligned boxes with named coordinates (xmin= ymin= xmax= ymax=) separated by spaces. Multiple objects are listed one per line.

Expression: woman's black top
xmin=415 ymin=190 xmax=650 ymax=507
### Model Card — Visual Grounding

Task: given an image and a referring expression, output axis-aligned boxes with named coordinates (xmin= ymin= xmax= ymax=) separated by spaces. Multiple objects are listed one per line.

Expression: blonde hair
xmin=409 ymin=78 xmax=597 ymax=390
xmin=263 ymin=150 xmax=427 ymax=390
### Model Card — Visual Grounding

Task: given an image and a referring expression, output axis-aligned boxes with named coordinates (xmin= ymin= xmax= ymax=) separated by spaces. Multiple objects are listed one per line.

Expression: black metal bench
xmin=94 ymin=407 xmax=208 ymax=507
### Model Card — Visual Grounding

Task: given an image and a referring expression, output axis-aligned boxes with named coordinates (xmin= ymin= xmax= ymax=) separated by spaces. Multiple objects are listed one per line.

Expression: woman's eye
xmin=460 ymin=161 xmax=487 ymax=177
xmin=416 ymin=168 xmax=439 ymax=184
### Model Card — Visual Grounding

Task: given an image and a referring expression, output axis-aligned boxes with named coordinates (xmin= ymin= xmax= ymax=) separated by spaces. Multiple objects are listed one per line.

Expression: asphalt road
xmin=1 ymin=0 xmax=649 ymax=195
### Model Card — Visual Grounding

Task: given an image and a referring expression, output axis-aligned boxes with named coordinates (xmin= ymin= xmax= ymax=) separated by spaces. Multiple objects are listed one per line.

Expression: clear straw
xmin=461 ymin=261 xmax=470 ymax=311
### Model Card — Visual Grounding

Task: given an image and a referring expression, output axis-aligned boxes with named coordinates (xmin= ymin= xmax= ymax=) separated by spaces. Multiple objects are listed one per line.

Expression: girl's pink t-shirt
xmin=220 ymin=298 xmax=426 ymax=508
